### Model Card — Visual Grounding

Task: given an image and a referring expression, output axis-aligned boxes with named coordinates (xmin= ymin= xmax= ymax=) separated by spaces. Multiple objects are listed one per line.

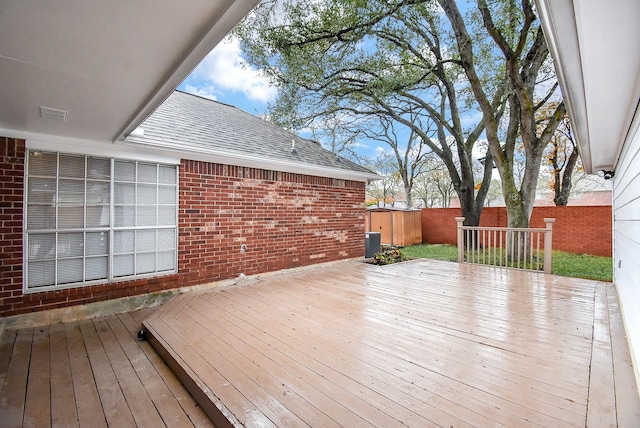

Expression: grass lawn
xmin=402 ymin=244 xmax=613 ymax=282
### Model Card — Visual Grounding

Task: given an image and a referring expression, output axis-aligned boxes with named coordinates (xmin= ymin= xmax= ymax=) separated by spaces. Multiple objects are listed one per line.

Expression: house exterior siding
xmin=612 ymin=111 xmax=640 ymax=379
xmin=0 ymin=139 xmax=366 ymax=317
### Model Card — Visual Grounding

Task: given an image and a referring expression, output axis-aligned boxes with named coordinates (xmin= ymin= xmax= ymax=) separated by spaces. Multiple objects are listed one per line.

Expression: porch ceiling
xmin=0 ymin=0 xmax=258 ymax=144
xmin=535 ymin=0 xmax=640 ymax=174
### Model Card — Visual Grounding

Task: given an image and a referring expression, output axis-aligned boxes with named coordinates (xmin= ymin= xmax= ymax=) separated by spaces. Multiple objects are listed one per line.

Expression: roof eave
xmin=114 ymin=1 xmax=260 ymax=143
xmin=535 ymin=0 xmax=593 ymax=172
xmin=120 ymin=139 xmax=381 ymax=183
xmin=535 ymin=0 xmax=640 ymax=174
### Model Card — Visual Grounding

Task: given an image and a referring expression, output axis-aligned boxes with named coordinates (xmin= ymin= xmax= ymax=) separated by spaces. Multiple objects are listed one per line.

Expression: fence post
xmin=543 ymin=218 xmax=556 ymax=274
xmin=455 ymin=217 xmax=465 ymax=263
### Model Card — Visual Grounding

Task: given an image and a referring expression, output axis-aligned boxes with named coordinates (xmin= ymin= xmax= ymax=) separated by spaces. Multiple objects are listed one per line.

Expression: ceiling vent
xmin=39 ymin=106 xmax=68 ymax=122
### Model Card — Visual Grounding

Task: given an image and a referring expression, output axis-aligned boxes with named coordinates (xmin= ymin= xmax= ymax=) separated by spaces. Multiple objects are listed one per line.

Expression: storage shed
xmin=365 ymin=208 xmax=422 ymax=247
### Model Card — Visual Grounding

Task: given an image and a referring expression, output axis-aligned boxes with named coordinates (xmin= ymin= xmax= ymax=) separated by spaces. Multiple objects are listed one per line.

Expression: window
xmin=25 ymin=151 xmax=178 ymax=291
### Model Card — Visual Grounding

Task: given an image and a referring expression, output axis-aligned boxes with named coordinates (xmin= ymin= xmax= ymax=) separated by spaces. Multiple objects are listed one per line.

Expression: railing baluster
xmin=499 ymin=230 xmax=503 ymax=266
xmin=528 ymin=231 xmax=533 ymax=269
xmin=516 ymin=231 xmax=520 ymax=269
xmin=454 ymin=217 xmax=555 ymax=272
xmin=465 ymin=228 xmax=469 ymax=263
xmin=490 ymin=230 xmax=494 ymax=265
xmin=510 ymin=230 xmax=515 ymax=269
xmin=536 ymin=231 xmax=541 ymax=268
xmin=471 ymin=228 xmax=476 ymax=263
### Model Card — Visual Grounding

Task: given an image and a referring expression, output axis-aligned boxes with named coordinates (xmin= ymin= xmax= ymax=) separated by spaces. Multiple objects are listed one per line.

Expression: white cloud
xmin=190 ymin=37 xmax=277 ymax=103
xmin=375 ymin=146 xmax=390 ymax=154
xmin=184 ymin=85 xmax=218 ymax=100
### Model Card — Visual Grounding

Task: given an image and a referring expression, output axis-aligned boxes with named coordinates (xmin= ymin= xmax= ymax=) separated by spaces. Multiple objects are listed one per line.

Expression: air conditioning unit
xmin=365 ymin=232 xmax=381 ymax=258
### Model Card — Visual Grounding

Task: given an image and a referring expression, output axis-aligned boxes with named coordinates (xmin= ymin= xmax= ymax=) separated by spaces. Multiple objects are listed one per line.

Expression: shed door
xmin=370 ymin=211 xmax=393 ymax=245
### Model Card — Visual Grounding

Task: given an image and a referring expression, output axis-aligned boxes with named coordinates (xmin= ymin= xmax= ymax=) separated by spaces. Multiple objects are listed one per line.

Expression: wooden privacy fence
xmin=455 ymin=217 xmax=556 ymax=274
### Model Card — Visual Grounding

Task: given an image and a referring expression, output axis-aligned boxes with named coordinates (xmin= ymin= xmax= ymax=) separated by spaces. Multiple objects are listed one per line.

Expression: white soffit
xmin=536 ymin=0 xmax=640 ymax=173
xmin=0 ymin=0 xmax=258 ymax=144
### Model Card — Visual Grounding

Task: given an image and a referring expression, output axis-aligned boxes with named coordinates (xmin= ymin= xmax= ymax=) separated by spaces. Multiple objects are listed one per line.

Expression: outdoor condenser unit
xmin=365 ymin=232 xmax=381 ymax=258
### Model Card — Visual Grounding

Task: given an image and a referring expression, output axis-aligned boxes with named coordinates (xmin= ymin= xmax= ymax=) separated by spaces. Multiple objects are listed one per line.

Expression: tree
xmin=236 ymin=0 xmax=564 ymax=231
xmin=484 ymin=179 xmax=504 ymax=207
xmin=361 ymin=113 xmax=435 ymax=207
xmin=438 ymin=0 xmax=565 ymax=228
xmin=306 ymin=110 xmax=367 ymax=164
xmin=414 ymin=158 xmax=456 ymax=208
xmin=366 ymin=151 xmax=402 ymax=207
xmin=539 ymin=105 xmax=580 ymax=205
xmin=234 ymin=0 xmax=495 ymax=226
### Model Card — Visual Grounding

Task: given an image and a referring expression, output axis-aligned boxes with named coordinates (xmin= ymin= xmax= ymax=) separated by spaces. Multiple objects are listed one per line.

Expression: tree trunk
xmin=457 ymin=184 xmax=482 ymax=226
xmin=553 ymin=148 xmax=579 ymax=206
xmin=554 ymin=185 xmax=570 ymax=206
xmin=404 ymin=183 xmax=413 ymax=208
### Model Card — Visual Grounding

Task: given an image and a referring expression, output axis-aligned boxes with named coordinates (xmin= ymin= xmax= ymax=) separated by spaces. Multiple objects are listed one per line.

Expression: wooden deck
xmin=0 ymin=308 xmax=213 ymax=428
xmin=144 ymin=259 xmax=640 ymax=427
xmin=1 ymin=259 xmax=639 ymax=427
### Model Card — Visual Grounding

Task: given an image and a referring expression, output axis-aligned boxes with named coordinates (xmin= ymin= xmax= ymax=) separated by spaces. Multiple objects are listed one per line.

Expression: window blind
xmin=25 ymin=151 xmax=178 ymax=291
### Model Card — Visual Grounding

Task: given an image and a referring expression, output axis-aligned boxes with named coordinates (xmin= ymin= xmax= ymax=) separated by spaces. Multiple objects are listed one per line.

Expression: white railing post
xmin=455 ymin=217 xmax=465 ymax=263
xmin=543 ymin=218 xmax=556 ymax=274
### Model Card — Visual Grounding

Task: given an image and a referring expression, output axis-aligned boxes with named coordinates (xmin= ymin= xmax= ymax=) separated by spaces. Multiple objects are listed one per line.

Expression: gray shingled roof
xmin=125 ymin=90 xmax=378 ymax=181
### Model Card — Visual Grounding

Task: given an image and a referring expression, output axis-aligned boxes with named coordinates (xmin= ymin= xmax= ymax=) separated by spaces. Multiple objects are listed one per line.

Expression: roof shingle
xmin=125 ymin=91 xmax=378 ymax=181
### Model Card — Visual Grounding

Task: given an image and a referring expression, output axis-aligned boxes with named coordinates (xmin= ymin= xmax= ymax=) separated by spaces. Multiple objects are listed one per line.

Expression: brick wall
xmin=177 ymin=160 xmax=365 ymax=286
xmin=421 ymin=206 xmax=612 ymax=257
xmin=0 ymin=144 xmax=365 ymax=317
xmin=0 ymin=138 xmax=25 ymax=316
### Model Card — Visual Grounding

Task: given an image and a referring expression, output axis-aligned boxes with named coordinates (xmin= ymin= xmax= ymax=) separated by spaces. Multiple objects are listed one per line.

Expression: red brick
xmin=1 ymin=147 xmax=365 ymax=317
xmin=421 ymin=206 xmax=612 ymax=257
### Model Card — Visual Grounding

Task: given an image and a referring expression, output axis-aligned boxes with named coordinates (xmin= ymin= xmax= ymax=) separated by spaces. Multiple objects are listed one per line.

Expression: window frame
xmin=23 ymin=150 xmax=179 ymax=293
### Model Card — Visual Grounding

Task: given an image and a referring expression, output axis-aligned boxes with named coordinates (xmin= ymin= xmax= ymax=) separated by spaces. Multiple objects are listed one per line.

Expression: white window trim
xmin=23 ymin=149 xmax=179 ymax=294
xmin=26 ymin=136 xmax=181 ymax=165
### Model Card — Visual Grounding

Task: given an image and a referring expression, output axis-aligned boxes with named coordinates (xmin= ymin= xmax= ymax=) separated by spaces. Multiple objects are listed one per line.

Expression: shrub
xmin=370 ymin=247 xmax=409 ymax=265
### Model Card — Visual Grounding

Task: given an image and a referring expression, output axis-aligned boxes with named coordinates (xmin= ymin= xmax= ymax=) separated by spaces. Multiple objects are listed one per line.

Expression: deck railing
xmin=455 ymin=217 xmax=556 ymax=273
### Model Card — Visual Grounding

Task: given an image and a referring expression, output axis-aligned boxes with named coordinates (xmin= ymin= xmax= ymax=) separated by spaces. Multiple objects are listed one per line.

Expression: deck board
xmin=211 ymin=277 xmax=575 ymax=427
xmin=1 ymin=259 xmax=639 ymax=427
xmin=0 ymin=328 xmax=33 ymax=427
xmin=182 ymin=297 xmax=406 ymax=427
xmin=93 ymin=317 xmax=166 ymax=428
xmin=145 ymin=259 xmax=640 ymax=427
xmin=193 ymin=290 xmax=485 ymax=427
xmin=79 ymin=318 xmax=138 ymax=427
xmin=65 ymin=321 xmax=108 ymax=428
xmin=116 ymin=312 xmax=215 ymax=428
xmin=0 ymin=329 xmax=17 ymax=395
xmin=606 ymin=283 xmax=640 ymax=426
xmin=586 ymin=284 xmax=617 ymax=427
xmin=0 ymin=310 xmax=212 ymax=428
xmin=106 ymin=315 xmax=195 ymax=428
xmin=23 ymin=325 xmax=51 ymax=427
xmin=49 ymin=322 xmax=80 ymax=428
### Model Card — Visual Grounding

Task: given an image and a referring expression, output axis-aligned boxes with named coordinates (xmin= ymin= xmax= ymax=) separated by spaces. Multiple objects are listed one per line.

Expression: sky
xmin=176 ymin=31 xmax=565 ymax=184
xmin=178 ymin=37 xmax=276 ymax=116
xmin=176 ymin=5 xmax=611 ymax=202
xmin=178 ymin=36 xmax=386 ymax=160
xmin=177 ymin=28 xmax=495 ymax=164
